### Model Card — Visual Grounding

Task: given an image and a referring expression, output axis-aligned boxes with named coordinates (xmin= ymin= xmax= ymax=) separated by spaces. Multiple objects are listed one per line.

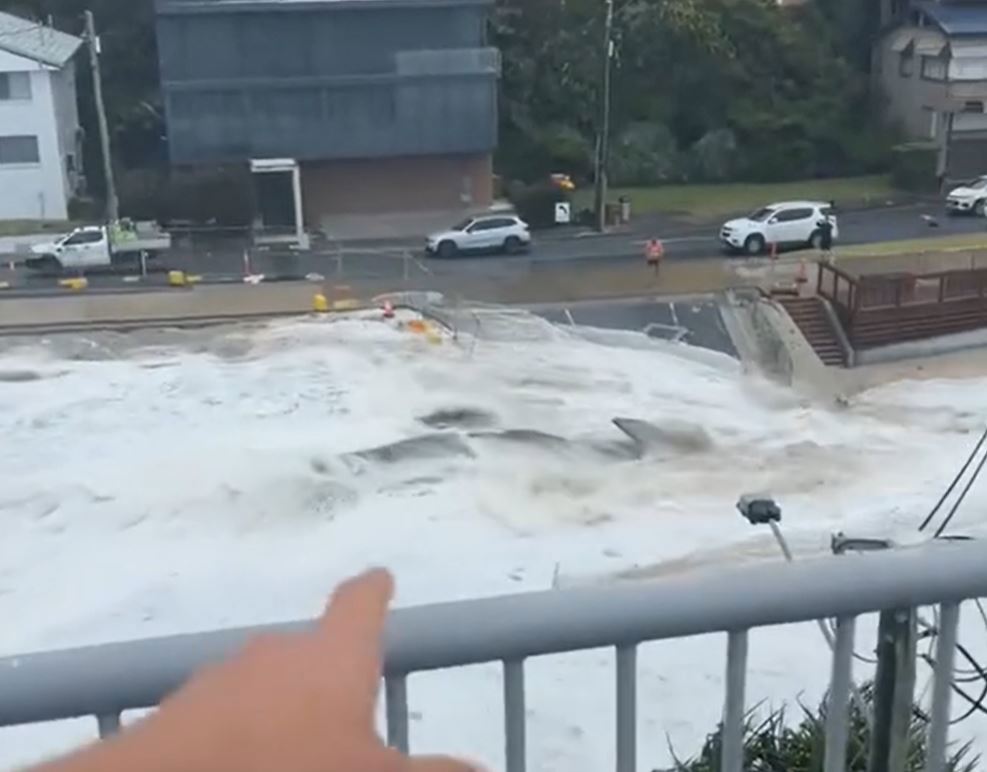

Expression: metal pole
xmin=925 ymin=602 xmax=960 ymax=772
xmin=593 ymin=0 xmax=614 ymax=233
xmin=721 ymin=629 xmax=749 ymax=772
xmin=867 ymin=609 xmax=916 ymax=772
xmin=824 ymin=615 xmax=856 ymax=772
xmin=84 ymin=11 xmax=118 ymax=223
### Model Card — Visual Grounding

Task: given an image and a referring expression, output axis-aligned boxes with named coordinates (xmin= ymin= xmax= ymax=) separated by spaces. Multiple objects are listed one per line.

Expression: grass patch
xmin=572 ymin=175 xmax=900 ymax=220
xmin=0 ymin=219 xmax=75 ymax=238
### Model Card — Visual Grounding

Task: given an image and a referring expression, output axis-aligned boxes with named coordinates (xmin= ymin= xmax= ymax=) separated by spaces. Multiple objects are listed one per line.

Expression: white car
xmin=946 ymin=176 xmax=987 ymax=215
xmin=425 ymin=214 xmax=531 ymax=258
xmin=720 ymin=201 xmax=839 ymax=256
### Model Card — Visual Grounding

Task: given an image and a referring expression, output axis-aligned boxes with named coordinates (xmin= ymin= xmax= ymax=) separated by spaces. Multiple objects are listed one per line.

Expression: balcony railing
xmin=3 ymin=540 xmax=987 ymax=772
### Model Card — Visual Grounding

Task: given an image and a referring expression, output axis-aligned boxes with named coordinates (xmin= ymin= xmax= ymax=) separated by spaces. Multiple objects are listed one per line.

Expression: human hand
xmin=37 ymin=569 xmax=476 ymax=772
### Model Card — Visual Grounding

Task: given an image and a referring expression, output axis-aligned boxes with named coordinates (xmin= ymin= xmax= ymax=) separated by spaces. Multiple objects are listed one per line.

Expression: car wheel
xmin=503 ymin=236 xmax=522 ymax=255
xmin=744 ymin=234 xmax=766 ymax=256
xmin=976 ymin=200 xmax=986 ymax=217
xmin=437 ymin=240 xmax=457 ymax=259
xmin=809 ymin=231 xmax=824 ymax=250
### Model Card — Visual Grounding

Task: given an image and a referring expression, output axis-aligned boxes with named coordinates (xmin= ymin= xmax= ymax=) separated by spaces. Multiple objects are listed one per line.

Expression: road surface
xmin=0 ymin=203 xmax=979 ymax=296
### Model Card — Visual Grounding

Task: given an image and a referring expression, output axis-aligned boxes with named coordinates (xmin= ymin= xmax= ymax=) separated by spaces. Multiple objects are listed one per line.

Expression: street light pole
xmin=83 ymin=10 xmax=119 ymax=224
xmin=593 ymin=0 xmax=614 ymax=233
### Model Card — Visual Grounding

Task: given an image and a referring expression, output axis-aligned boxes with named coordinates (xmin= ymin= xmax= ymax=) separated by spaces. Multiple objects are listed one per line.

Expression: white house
xmin=0 ymin=12 xmax=83 ymax=222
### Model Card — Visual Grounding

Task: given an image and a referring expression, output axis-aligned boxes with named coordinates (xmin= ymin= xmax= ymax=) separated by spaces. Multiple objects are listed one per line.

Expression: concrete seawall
xmin=0 ymin=284 xmax=332 ymax=330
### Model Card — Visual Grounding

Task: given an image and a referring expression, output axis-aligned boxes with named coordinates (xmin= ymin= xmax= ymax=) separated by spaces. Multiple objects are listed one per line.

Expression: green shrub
xmin=507 ymin=182 xmax=570 ymax=229
xmin=890 ymin=142 xmax=940 ymax=193
xmin=666 ymin=685 xmax=977 ymax=772
xmin=609 ymin=122 xmax=681 ymax=186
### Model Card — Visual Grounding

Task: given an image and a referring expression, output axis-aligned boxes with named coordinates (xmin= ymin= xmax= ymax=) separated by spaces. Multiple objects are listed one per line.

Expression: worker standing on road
xmin=645 ymin=238 xmax=664 ymax=278
xmin=816 ymin=211 xmax=834 ymax=262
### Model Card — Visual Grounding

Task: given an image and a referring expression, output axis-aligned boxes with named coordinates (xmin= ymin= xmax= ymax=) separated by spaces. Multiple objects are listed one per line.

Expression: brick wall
xmin=300 ymin=154 xmax=493 ymax=223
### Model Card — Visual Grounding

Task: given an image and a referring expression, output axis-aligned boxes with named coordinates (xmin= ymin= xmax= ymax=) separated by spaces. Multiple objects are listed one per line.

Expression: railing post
xmin=615 ymin=645 xmax=637 ymax=772
xmin=869 ymin=609 xmax=917 ymax=772
xmin=96 ymin=713 xmax=121 ymax=738
xmin=824 ymin=616 xmax=856 ymax=772
xmin=721 ymin=630 xmax=749 ymax=772
xmin=504 ymin=659 xmax=526 ymax=772
xmin=385 ymin=675 xmax=410 ymax=753
xmin=925 ymin=602 xmax=961 ymax=772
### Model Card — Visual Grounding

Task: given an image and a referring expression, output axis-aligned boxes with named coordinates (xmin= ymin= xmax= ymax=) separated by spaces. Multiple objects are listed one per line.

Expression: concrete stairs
xmin=776 ymin=295 xmax=847 ymax=367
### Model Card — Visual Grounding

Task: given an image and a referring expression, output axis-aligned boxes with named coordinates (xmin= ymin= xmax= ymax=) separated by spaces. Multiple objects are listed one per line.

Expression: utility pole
xmin=83 ymin=10 xmax=118 ymax=223
xmin=593 ymin=0 xmax=615 ymax=233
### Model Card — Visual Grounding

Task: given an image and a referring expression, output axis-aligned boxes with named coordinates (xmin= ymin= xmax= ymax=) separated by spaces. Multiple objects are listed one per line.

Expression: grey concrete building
xmin=874 ymin=0 xmax=987 ymax=178
xmin=154 ymin=0 xmax=500 ymax=241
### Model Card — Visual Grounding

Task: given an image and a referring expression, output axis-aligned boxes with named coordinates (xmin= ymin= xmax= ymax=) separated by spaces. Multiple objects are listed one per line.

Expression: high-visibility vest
xmin=646 ymin=240 xmax=664 ymax=263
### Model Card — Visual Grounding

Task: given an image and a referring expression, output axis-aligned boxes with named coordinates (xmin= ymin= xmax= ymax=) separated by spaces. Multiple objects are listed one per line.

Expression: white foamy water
xmin=2 ymin=311 xmax=987 ymax=769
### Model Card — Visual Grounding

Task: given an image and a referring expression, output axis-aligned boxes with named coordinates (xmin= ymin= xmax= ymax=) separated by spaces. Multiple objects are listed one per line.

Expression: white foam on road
xmin=2 ymin=313 xmax=987 ymax=769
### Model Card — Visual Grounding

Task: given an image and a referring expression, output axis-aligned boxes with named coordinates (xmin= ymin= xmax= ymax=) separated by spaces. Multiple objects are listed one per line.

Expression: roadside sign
xmin=555 ymin=201 xmax=571 ymax=225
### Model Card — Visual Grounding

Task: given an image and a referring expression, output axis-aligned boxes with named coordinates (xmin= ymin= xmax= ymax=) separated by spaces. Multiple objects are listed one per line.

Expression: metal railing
xmin=3 ymin=541 xmax=987 ymax=772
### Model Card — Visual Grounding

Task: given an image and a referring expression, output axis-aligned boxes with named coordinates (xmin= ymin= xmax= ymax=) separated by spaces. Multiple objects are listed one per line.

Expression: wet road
xmin=533 ymin=297 xmax=736 ymax=357
xmin=0 ymin=203 xmax=980 ymax=295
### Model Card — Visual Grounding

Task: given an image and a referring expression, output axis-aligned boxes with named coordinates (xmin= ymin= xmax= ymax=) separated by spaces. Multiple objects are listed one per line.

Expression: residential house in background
xmin=154 ymin=0 xmax=500 ymax=241
xmin=874 ymin=0 xmax=987 ymax=179
xmin=0 ymin=12 xmax=83 ymax=222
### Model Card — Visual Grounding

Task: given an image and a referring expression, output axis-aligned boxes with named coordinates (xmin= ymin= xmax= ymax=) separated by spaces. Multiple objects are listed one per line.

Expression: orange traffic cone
xmin=795 ymin=259 xmax=808 ymax=284
xmin=383 ymin=300 xmax=395 ymax=319
xmin=770 ymin=242 xmax=778 ymax=261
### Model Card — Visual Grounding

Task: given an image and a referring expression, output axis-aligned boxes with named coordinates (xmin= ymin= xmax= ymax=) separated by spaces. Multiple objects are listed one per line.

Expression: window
xmin=0 ymin=135 xmax=39 ymax=164
xmin=921 ymin=55 xmax=947 ymax=80
xmin=468 ymin=219 xmax=500 ymax=233
xmin=900 ymin=51 xmax=914 ymax=77
xmin=0 ymin=72 xmax=31 ymax=101
xmin=774 ymin=208 xmax=813 ymax=222
xmin=64 ymin=231 xmax=103 ymax=246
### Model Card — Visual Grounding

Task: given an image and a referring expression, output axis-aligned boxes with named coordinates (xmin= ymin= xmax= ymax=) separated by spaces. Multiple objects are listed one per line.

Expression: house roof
xmin=0 ymin=11 xmax=82 ymax=68
xmin=915 ymin=1 xmax=987 ymax=38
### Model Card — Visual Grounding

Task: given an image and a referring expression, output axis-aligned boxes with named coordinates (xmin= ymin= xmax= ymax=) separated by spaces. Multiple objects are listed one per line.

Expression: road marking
xmin=631 ymin=236 xmax=713 ymax=246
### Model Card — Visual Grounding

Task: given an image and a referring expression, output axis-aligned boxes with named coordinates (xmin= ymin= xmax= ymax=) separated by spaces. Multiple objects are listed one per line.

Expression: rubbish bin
xmin=605 ymin=202 xmax=621 ymax=227
xmin=619 ymin=196 xmax=631 ymax=224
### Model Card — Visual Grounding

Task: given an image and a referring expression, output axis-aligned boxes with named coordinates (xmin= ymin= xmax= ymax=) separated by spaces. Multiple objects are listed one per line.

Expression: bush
xmin=609 ymin=122 xmax=681 ymax=186
xmin=684 ymin=129 xmax=738 ymax=182
xmin=891 ymin=142 xmax=940 ymax=193
xmin=667 ymin=684 xmax=977 ymax=772
xmin=507 ymin=181 xmax=570 ymax=229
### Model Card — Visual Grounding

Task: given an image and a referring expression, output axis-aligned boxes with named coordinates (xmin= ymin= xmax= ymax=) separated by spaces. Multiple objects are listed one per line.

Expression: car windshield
xmin=748 ymin=207 xmax=775 ymax=222
xmin=451 ymin=218 xmax=474 ymax=231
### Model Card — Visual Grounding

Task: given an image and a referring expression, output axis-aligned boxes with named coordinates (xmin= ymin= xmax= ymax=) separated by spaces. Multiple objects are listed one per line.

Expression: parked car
xmin=24 ymin=222 xmax=171 ymax=273
xmin=425 ymin=214 xmax=531 ymax=258
xmin=945 ymin=176 xmax=987 ymax=215
xmin=719 ymin=201 xmax=839 ymax=256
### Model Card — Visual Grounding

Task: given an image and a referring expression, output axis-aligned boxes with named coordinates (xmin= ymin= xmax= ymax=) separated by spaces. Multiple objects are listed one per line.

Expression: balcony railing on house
xmin=3 ymin=541 xmax=987 ymax=772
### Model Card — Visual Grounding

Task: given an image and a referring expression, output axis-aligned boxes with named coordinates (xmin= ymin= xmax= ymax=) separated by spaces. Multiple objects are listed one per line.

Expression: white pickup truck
xmin=24 ymin=222 xmax=171 ymax=273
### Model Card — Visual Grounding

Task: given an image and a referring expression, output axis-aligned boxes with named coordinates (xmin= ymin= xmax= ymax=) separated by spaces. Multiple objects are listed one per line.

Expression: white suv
xmin=946 ymin=176 xmax=987 ymax=215
xmin=720 ymin=201 xmax=839 ymax=255
xmin=426 ymin=215 xmax=531 ymax=258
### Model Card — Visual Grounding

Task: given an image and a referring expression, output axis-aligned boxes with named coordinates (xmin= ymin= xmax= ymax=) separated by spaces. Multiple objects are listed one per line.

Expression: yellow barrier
xmin=59 ymin=277 xmax=88 ymax=291
xmin=312 ymin=293 xmax=330 ymax=313
xmin=168 ymin=270 xmax=187 ymax=287
xmin=332 ymin=298 xmax=361 ymax=311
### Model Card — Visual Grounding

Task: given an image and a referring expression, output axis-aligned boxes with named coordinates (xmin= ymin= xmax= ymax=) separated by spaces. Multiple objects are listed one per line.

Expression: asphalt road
xmin=532 ymin=297 xmax=737 ymax=357
xmin=0 ymin=203 xmax=981 ymax=295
